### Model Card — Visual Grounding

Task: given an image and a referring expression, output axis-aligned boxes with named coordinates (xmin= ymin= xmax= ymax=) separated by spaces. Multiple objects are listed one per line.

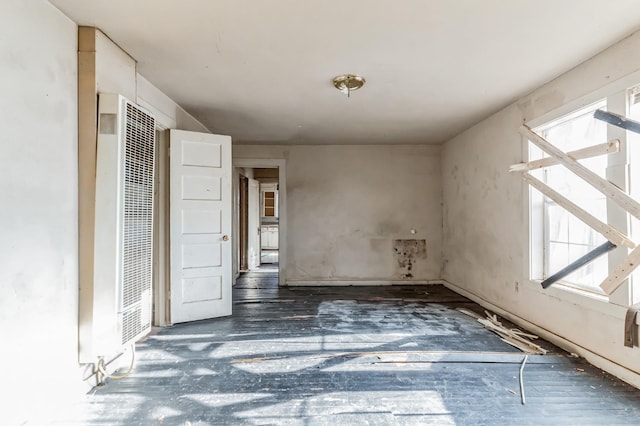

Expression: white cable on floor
xmin=519 ymin=355 xmax=528 ymax=405
xmin=96 ymin=358 xmax=107 ymax=385
xmin=109 ymin=344 xmax=136 ymax=379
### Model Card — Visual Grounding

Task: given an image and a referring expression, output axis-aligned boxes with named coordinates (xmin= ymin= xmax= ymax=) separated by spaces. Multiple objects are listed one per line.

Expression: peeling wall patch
xmin=393 ymin=239 xmax=427 ymax=279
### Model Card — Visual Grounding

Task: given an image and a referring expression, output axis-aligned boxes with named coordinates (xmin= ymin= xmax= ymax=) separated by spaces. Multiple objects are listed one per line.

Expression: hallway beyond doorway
xmin=260 ymin=249 xmax=278 ymax=265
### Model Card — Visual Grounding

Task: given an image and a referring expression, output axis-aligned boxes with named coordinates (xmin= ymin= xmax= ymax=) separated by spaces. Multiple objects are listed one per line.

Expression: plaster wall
xmin=441 ymin=30 xmax=640 ymax=382
xmin=234 ymin=144 xmax=442 ymax=284
xmin=136 ymin=74 xmax=210 ymax=132
xmin=0 ymin=1 xmax=80 ymax=423
xmin=0 ymin=7 xmax=209 ymax=421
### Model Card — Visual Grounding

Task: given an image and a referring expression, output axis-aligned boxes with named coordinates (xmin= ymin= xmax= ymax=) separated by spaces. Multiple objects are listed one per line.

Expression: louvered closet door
xmin=169 ymin=130 xmax=232 ymax=323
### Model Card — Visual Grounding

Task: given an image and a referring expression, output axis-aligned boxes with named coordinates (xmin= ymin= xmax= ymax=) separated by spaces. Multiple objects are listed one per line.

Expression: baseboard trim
xmin=442 ymin=279 xmax=640 ymax=389
xmin=285 ymin=279 xmax=442 ymax=287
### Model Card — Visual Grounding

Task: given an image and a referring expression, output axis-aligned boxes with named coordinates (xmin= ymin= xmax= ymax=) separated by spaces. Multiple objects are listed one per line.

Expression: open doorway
xmin=238 ymin=172 xmax=260 ymax=271
xmin=237 ymin=167 xmax=280 ymax=275
xmin=255 ymin=168 xmax=279 ymax=270
xmin=234 ymin=159 xmax=286 ymax=285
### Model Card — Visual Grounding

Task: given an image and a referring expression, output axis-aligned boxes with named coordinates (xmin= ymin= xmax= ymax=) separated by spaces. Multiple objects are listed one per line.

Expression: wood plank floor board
xmin=63 ymin=270 xmax=640 ymax=425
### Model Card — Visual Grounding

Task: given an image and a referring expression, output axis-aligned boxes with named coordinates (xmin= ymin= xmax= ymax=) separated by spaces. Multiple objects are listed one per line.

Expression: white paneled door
xmin=169 ymin=130 xmax=232 ymax=323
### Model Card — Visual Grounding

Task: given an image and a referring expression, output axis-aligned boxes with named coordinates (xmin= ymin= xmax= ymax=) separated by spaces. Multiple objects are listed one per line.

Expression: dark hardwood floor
xmin=64 ymin=267 xmax=640 ymax=425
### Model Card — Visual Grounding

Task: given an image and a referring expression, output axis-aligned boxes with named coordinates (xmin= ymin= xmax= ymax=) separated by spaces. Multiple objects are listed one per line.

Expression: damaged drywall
xmin=393 ymin=239 xmax=427 ymax=279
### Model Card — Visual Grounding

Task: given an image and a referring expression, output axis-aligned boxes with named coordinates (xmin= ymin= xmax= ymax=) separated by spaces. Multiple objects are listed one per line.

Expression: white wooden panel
xmin=183 ymin=276 xmax=222 ymax=303
xmin=182 ymin=209 xmax=221 ymax=234
xmin=523 ymin=173 xmax=635 ymax=248
xmin=521 ymin=125 xmax=640 ymax=219
xmin=182 ymin=176 xmax=221 ymax=200
xmin=170 ymin=129 xmax=232 ymax=324
xmin=182 ymin=267 xmax=219 ymax=279
xmin=600 ymin=246 xmax=640 ymax=294
xmin=183 ymin=243 xmax=222 ymax=268
xmin=182 ymin=141 xmax=221 ymax=168
xmin=510 ymin=140 xmax=619 ymax=172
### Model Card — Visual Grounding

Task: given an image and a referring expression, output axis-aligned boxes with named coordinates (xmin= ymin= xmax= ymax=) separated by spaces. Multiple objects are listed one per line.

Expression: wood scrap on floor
xmin=356 ymin=296 xmax=430 ymax=303
xmin=457 ymin=308 xmax=547 ymax=355
xmin=231 ymin=355 xmax=287 ymax=364
xmin=280 ymin=314 xmax=318 ymax=320
xmin=229 ymin=350 xmax=561 ymax=366
xmin=456 ymin=307 xmax=483 ymax=319
xmin=233 ymin=299 xmax=296 ymax=304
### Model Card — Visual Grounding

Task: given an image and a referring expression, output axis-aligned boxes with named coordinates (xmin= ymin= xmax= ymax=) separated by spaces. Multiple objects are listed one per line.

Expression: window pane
xmin=548 ymin=242 xmax=570 ymax=274
xmin=546 ymin=204 xmax=569 ymax=243
xmin=540 ymin=101 xmax=608 ymax=290
xmin=629 ymin=90 xmax=640 ymax=245
xmin=563 ymin=244 xmax=608 ymax=292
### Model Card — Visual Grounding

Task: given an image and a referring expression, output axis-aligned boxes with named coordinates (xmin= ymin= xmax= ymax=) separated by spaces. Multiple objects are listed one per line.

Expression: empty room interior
xmin=4 ymin=1 xmax=640 ymax=424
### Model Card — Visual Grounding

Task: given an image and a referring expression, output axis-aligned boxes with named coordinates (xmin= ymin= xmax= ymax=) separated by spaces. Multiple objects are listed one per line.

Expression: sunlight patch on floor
xmin=183 ymin=392 xmax=273 ymax=408
xmin=235 ymin=391 xmax=455 ymax=425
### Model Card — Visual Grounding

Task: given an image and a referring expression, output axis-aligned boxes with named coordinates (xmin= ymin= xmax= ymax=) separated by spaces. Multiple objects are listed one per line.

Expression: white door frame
xmin=247 ymin=178 xmax=260 ymax=269
xmin=233 ymin=158 xmax=287 ymax=286
xmin=152 ymin=128 xmax=170 ymax=326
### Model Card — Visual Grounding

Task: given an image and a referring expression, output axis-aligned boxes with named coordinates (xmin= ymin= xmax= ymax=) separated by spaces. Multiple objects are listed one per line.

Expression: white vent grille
xmin=83 ymin=93 xmax=157 ymax=362
xmin=121 ymin=102 xmax=155 ymax=345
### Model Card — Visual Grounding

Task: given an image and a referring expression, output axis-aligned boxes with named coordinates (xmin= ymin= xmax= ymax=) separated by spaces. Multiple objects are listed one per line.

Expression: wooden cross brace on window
xmin=513 ymin=123 xmax=640 ymax=295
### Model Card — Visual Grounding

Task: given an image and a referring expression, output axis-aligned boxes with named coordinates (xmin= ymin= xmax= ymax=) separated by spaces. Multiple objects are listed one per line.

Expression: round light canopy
xmin=332 ymin=74 xmax=366 ymax=97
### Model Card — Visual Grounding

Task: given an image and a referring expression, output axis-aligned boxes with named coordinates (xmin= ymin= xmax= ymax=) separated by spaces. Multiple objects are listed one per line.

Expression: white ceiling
xmin=51 ymin=0 xmax=640 ymax=145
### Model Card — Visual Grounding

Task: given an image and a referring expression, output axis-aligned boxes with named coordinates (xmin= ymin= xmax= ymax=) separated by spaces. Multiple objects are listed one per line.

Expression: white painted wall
xmin=441 ymin=29 xmax=640 ymax=384
xmin=95 ymin=30 xmax=136 ymax=99
xmin=0 ymin=1 xmax=80 ymax=424
xmin=137 ymin=74 xmax=210 ymax=132
xmin=0 ymin=5 xmax=210 ymax=421
xmin=234 ymin=145 xmax=442 ymax=284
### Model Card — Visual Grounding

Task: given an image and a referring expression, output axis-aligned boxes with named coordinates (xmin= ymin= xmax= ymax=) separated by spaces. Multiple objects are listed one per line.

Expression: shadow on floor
xmin=66 ymin=273 xmax=640 ymax=425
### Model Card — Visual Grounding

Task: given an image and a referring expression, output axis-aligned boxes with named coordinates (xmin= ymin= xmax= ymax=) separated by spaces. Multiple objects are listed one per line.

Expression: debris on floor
xmin=280 ymin=315 xmax=318 ymax=320
xmin=66 ymin=280 xmax=640 ymax=425
xmin=457 ymin=308 xmax=547 ymax=355
xmin=356 ymin=296 xmax=431 ymax=303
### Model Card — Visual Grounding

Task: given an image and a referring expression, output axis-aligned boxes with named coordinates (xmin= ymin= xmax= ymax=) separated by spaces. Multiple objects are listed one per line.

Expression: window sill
xmin=526 ymin=279 xmax=632 ymax=322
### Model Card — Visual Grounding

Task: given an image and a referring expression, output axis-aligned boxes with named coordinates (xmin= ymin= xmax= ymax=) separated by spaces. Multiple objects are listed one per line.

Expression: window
xmin=529 ymin=85 xmax=640 ymax=303
xmin=628 ymin=87 xmax=640 ymax=287
xmin=526 ymin=81 xmax=640 ymax=304
xmin=531 ymin=101 xmax=608 ymax=293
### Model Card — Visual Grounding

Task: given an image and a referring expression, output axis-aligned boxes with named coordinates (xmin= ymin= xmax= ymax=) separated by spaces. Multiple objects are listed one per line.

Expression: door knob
xmin=222 ymin=235 xmax=229 ymax=241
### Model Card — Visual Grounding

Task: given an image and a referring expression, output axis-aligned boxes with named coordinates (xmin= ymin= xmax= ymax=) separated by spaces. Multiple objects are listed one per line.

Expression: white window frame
xmin=535 ymin=100 xmax=609 ymax=293
xmin=526 ymin=82 xmax=640 ymax=308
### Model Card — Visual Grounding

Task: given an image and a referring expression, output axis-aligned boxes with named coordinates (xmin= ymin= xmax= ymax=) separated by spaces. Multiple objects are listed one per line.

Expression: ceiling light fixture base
xmin=332 ymin=74 xmax=366 ymax=97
